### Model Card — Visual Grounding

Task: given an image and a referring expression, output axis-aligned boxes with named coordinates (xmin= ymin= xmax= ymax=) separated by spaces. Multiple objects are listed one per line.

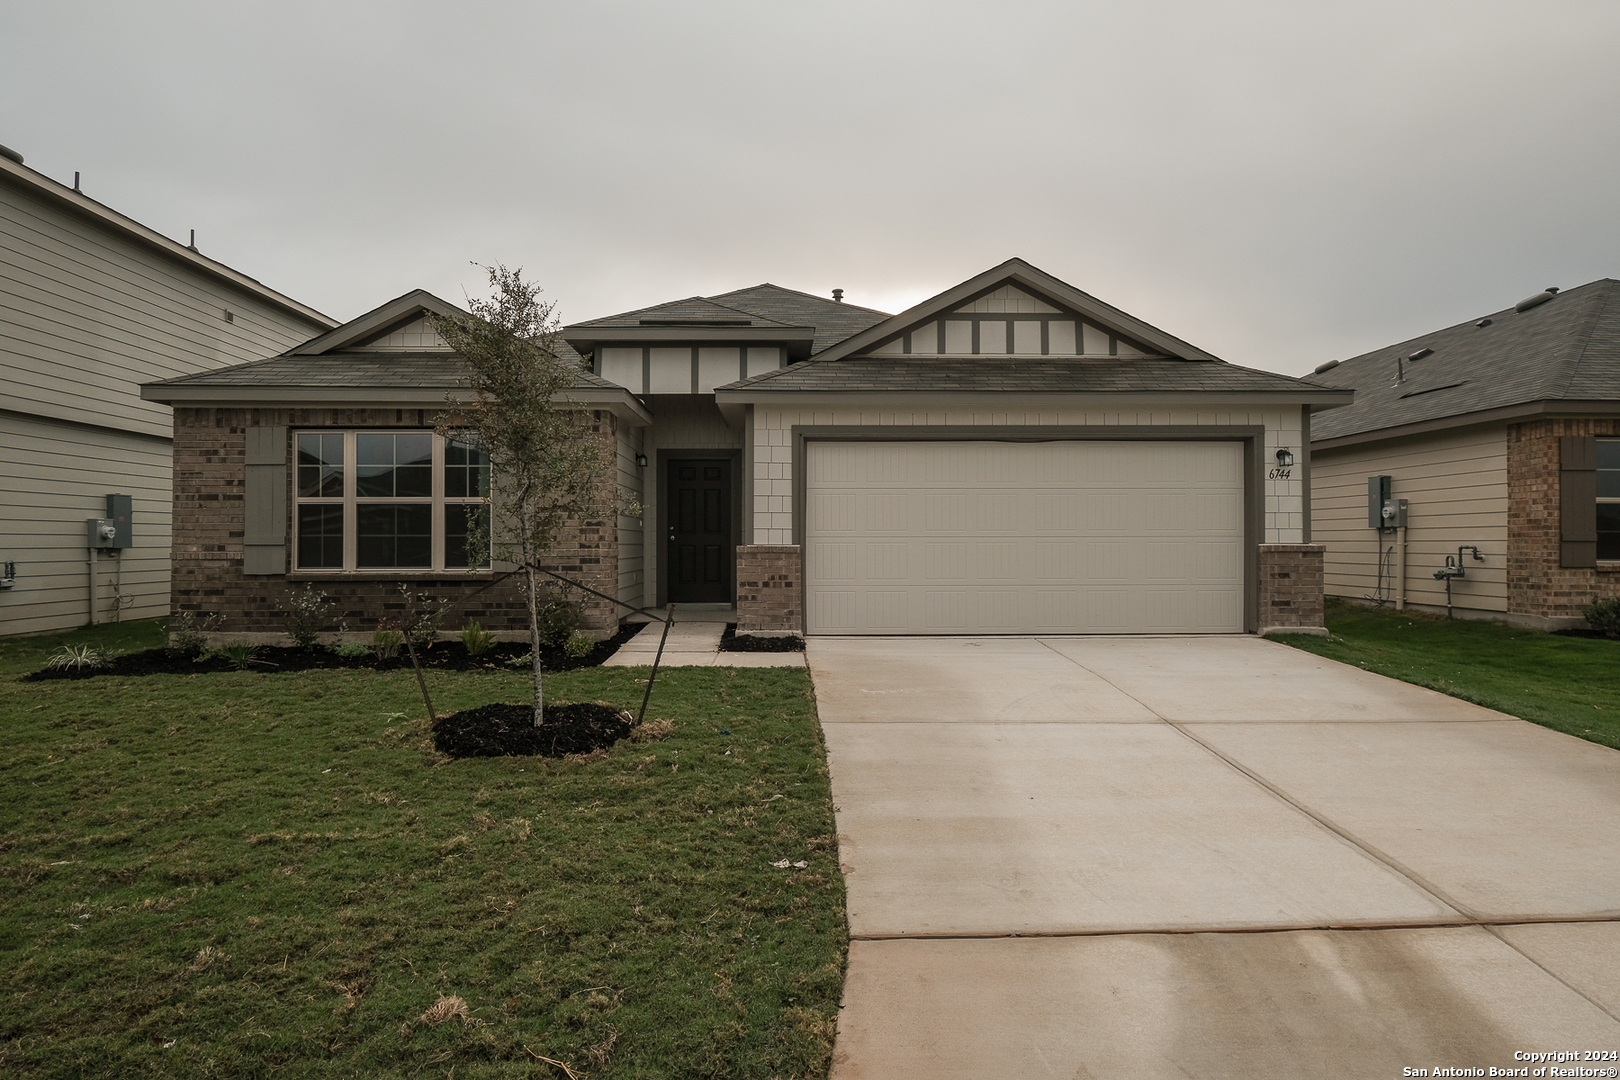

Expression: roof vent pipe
xmin=1515 ymin=287 xmax=1560 ymax=313
xmin=831 ymin=289 xmax=843 ymax=303
xmin=0 ymin=143 xmax=22 ymax=165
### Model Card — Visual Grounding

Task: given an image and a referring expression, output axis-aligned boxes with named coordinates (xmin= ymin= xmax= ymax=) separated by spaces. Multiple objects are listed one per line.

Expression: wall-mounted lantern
xmin=1274 ymin=448 xmax=1295 ymax=468
xmin=635 ymin=453 xmax=649 ymax=468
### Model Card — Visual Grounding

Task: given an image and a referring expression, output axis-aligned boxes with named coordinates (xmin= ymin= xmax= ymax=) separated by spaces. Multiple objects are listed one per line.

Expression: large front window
xmin=295 ymin=431 xmax=489 ymax=570
xmin=1600 ymin=438 xmax=1620 ymax=561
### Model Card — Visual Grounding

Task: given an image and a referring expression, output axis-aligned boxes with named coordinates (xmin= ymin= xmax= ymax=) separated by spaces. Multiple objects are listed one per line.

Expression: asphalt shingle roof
xmin=717 ymin=357 xmax=1333 ymax=395
xmin=567 ymin=295 xmax=802 ymax=330
xmin=704 ymin=284 xmax=891 ymax=355
xmin=145 ymin=351 xmax=618 ymax=391
xmin=1311 ymin=278 xmax=1620 ymax=442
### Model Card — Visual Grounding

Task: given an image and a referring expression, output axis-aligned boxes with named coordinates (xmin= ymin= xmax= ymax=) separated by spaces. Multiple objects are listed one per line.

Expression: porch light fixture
xmin=1275 ymin=448 xmax=1295 ymax=468
xmin=635 ymin=453 xmax=648 ymax=468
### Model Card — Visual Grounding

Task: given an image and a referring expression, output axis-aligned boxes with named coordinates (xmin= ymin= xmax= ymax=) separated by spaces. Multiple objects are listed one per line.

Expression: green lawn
xmin=0 ymin=620 xmax=844 ymax=1079
xmin=1268 ymin=599 xmax=1620 ymax=750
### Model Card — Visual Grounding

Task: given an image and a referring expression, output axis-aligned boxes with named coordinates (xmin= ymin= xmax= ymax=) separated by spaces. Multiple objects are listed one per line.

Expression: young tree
xmin=431 ymin=265 xmax=617 ymax=725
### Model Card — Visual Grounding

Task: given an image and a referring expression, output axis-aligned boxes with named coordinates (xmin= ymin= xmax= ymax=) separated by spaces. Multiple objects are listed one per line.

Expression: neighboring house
xmin=1309 ymin=278 xmax=1620 ymax=628
xmin=143 ymin=258 xmax=1349 ymax=640
xmin=0 ymin=144 xmax=336 ymax=637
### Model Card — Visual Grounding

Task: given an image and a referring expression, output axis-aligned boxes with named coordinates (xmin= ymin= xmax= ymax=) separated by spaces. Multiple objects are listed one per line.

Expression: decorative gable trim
xmin=812 ymin=258 xmax=1223 ymax=364
xmin=288 ymin=290 xmax=469 ymax=356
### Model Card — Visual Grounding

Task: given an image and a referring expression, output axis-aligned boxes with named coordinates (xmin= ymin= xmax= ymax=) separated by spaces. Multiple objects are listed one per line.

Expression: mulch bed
xmin=432 ymin=701 xmax=635 ymax=759
xmin=22 ymin=624 xmax=642 ymax=681
xmin=718 ymin=624 xmax=805 ymax=653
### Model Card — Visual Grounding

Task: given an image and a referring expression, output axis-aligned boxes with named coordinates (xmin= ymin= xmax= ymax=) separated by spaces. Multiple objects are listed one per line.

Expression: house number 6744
xmin=1267 ymin=467 xmax=1293 ymax=480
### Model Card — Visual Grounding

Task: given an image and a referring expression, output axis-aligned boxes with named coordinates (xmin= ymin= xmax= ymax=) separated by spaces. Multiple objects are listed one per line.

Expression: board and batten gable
xmin=867 ymin=284 xmax=1159 ymax=358
xmin=597 ymin=345 xmax=785 ymax=395
xmin=0 ymin=155 xmax=333 ymax=636
xmin=1313 ymin=426 xmax=1512 ymax=616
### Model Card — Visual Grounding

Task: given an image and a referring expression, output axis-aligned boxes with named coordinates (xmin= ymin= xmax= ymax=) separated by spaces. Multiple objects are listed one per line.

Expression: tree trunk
xmin=525 ymin=561 xmax=544 ymax=727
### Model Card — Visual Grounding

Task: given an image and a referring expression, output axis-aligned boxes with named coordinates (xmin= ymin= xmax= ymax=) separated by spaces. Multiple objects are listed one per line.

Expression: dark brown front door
xmin=667 ymin=459 xmax=731 ymax=603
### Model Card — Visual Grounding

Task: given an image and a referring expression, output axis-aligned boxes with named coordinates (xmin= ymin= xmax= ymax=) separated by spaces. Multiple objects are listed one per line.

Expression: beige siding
xmin=0 ymin=415 xmax=176 ymax=633
xmin=1 ymin=185 xmax=325 ymax=440
xmin=1313 ymin=426 xmax=1508 ymax=613
xmin=1 ymin=175 xmax=330 ymax=636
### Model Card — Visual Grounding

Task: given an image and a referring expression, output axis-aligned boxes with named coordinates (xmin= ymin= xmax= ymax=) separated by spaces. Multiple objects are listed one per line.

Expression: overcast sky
xmin=5 ymin=0 xmax=1618 ymax=376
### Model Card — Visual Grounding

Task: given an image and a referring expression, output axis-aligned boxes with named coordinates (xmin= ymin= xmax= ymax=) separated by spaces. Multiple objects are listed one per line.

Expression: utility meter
xmin=1367 ymin=476 xmax=1408 ymax=529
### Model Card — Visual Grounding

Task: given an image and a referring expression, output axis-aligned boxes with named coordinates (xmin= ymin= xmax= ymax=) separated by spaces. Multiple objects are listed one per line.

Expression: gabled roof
xmin=287 ymin=290 xmax=466 ymax=354
xmin=717 ymin=357 xmax=1335 ymax=395
xmin=141 ymin=289 xmax=651 ymax=423
xmin=561 ymin=283 xmax=891 ymax=359
xmin=810 ymin=258 xmax=1223 ymax=364
xmin=1310 ymin=278 xmax=1620 ymax=445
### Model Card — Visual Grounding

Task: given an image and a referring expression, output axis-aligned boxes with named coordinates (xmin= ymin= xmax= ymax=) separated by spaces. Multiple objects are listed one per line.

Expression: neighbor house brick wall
xmin=1257 ymin=544 xmax=1325 ymax=630
xmin=1507 ymin=418 xmax=1620 ymax=621
xmin=735 ymin=545 xmax=801 ymax=632
xmin=170 ymin=406 xmax=619 ymax=639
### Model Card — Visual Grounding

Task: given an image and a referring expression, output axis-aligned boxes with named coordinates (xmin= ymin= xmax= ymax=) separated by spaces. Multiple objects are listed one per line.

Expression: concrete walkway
xmin=810 ymin=635 xmax=1620 ymax=1079
xmin=601 ymin=613 xmax=804 ymax=668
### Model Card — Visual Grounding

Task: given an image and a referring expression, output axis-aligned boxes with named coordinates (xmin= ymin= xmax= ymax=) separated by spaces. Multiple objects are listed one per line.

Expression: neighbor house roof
xmin=1310 ymin=278 xmax=1620 ymax=446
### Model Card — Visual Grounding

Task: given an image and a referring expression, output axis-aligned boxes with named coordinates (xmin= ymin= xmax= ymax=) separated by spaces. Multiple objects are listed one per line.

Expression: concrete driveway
xmin=809 ymin=635 xmax=1620 ymax=1079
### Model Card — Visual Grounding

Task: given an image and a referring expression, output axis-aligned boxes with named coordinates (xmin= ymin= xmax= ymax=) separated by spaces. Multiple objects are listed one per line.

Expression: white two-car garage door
xmin=804 ymin=440 xmax=1246 ymax=635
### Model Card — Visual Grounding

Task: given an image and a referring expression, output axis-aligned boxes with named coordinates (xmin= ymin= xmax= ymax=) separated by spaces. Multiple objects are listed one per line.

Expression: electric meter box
xmin=105 ymin=493 xmax=132 ymax=548
xmin=1366 ymin=476 xmax=1407 ymax=528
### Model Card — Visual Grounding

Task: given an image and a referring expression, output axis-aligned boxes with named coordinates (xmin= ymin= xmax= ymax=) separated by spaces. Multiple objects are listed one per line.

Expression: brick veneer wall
xmin=1507 ymin=418 xmax=1620 ymax=621
xmin=1257 ymin=543 xmax=1326 ymax=632
xmin=170 ymin=406 xmax=620 ymax=640
xmin=735 ymin=545 xmax=802 ymax=633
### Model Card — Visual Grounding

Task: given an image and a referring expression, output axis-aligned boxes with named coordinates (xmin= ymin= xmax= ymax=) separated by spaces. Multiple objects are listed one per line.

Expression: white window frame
xmin=293 ymin=430 xmax=489 ymax=572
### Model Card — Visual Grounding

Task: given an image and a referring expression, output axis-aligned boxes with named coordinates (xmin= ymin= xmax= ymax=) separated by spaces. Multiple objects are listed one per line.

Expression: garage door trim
xmin=788 ymin=424 xmax=1264 ymax=633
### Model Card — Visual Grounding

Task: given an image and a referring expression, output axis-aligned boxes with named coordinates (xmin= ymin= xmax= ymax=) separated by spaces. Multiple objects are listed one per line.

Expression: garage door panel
xmin=805 ymin=441 xmax=1246 ymax=634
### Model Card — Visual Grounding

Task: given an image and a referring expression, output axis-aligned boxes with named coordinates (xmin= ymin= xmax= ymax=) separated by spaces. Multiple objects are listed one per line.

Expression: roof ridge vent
xmin=0 ymin=143 xmax=22 ymax=165
xmin=1515 ymin=287 xmax=1560 ymax=313
xmin=1407 ymin=347 xmax=1433 ymax=361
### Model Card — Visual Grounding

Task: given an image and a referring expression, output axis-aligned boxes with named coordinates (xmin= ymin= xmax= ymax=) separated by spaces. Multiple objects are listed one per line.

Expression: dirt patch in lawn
xmin=432 ymin=701 xmax=635 ymax=758
xmin=23 ymin=624 xmax=641 ymax=681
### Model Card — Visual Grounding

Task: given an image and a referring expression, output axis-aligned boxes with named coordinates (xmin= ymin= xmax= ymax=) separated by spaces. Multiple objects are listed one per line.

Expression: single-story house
xmin=1309 ymin=278 xmax=1620 ymax=628
xmin=142 ymin=258 xmax=1350 ymax=640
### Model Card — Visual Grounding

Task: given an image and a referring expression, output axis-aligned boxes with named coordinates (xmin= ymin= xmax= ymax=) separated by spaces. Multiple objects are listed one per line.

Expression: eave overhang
xmin=1311 ymin=398 xmax=1620 ymax=451
xmin=139 ymin=382 xmax=655 ymax=427
xmin=713 ymin=386 xmax=1353 ymax=427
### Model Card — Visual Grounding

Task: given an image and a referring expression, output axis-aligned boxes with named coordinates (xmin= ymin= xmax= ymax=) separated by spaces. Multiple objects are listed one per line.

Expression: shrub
xmin=165 ymin=611 xmax=221 ymax=658
xmin=45 ymin=644 xmax=118 ymax=671
xmin=398 ymin=584 xmax=449 ymax=651
xmin=285 ymin=583 xmax=337 ymax=649
xmin=330 ymin=641 xmax=371 ymax=659
xmin=564 ymin=630 xmax=595 ymax=658
xmin=211 ymin=642 xmax=268 ymax=671
xmin=1585 ymin=597 xmax=1620 ymax=638
xmin=537 ymin=598 xmax=581 ymax=647
xmin=461 ymin=620 xmax=496 ymax=657
xmin=373 ymin=622 xmax=404 ymax=661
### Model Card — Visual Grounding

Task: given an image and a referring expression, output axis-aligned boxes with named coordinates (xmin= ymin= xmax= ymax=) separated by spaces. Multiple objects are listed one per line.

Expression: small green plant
xmin=214 ymin=642 xmax=268 ymax=671
xmin=564 ymin=630 xmax=595 ymax=659
xmin=284 ymin=583 xmax=336 ymax=649
xmin=461 ymin=620 xmax=496 ymax=657
xmin=164 ymin=610 xmax=221 ymax=658
xmin=45 ymin=644 xmax=118 ymax=671
xmin=373 ymin=621 xmax=404 ymax=661
xmin=330 ymin=641 xmax=371 ymax=660
xmin=1584 ymin=596 xmax=1620 ymax=638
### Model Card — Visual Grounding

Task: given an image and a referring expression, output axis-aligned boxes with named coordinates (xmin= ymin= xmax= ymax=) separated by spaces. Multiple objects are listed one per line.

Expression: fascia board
xmin=715 ymin=389 xmax=1354 ymax=410
xmin=0 ymin=156 xmax=336 ymax=330
xmin=810 ymin=257 xmax=1223 ymax=364
xmin=140 ymin=385 xmax=654 ymax=426
xmin=288 ymin=291 xmax=469 ymax=355
xmin=1310 ymin=398 xmax=1620 ymax=450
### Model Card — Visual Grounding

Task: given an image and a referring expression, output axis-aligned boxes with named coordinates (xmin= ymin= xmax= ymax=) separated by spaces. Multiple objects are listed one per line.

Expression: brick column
xmin=1257 ymin=543 xmax=1327 ymax=635
xmin=735 ymin=545 xmax=802 ymax=633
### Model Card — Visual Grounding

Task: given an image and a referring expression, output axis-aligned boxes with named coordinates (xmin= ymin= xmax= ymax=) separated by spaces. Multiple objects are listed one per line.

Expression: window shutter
xmin=243 ymin=426 xmax=288 ymax=575
xmin=1560 ymin=435 xmax=1597 ymax=568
